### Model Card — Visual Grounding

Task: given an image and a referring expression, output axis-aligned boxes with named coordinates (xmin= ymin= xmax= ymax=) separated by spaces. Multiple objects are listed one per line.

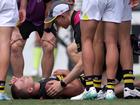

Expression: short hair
xmin=11 ymin=84 xmax=31 ymax=99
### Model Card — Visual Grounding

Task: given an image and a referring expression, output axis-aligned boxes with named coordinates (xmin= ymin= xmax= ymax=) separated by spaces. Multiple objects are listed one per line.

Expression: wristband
xmin=60 ymin=80 xmax=67 ymax=88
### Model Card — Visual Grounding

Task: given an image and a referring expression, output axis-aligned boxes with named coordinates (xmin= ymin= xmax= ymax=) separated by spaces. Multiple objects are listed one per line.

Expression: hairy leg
xmin=104 ymin=22 xmax=119 ymax=79
xmin=41 ymin=32 xmax=56 ymax=78
xmin=10 ymin=27 xmax=25 ymax=77
xmin=118 ymin=21 xmax=133 ymax=69
xmin=93 ymin=22 xmax=105 ymax=75
xmin=81 ymin=20 xmax=98 ymax=76
xmin=0 ymin=27 xmax=13 ymax=80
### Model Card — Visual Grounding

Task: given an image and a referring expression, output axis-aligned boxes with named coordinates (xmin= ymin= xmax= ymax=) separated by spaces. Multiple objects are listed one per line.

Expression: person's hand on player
xmin=130 ymin=0 xmax=139 ymax=9
xmin=46 ymin=80 xmax=63 ymax=96
xmin=9 ymin=76 xmax=20 ymax=85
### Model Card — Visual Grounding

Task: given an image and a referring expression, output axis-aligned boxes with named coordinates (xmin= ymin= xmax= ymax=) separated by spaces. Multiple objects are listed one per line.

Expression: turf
xmin=1 ymin=73 xmax=140 ymax=105
xmin=1 ymin=99 xmax=140 ymax=105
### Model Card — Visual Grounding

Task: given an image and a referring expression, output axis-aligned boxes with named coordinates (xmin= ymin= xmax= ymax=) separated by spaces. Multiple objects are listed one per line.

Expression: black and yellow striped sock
xmin=79 ymin=74 xmax=86 ymax=87
xmin=106 ymin=79 xmax=115 ymax=91
xmin=84 ymin=75 xmax=94 ymax=91
xmin=123 ymin=69 xmax=134 ymax=89
xmin=0 ymin=81 xmax=5 ymax=93
xmin=93 ymin=75 xmax=102 ymax=92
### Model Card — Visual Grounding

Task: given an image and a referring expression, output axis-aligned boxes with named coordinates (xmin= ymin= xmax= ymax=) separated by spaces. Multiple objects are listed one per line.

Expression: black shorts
xmin=18 ymin=20 xmax=44 ymax=40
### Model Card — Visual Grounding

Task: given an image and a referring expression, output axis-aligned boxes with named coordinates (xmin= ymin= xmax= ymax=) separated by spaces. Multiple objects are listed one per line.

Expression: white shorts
xmin=121 ymin=0 xmax=132 ymax=21
xmin=0 ymin=0 xmax=19 ymax=27
xmin=80 ymin=0 xmax=124 ymax=23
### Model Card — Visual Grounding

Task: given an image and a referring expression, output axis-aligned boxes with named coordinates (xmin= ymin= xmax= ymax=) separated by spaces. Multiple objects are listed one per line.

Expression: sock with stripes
xmin=106 ymin=79 xmax=115 ymax=91
xmin=84 ymin=75 xmax=94 ymax=91
xmin=123 ymin=69 xmax=134 ymax=89
xmin=93 ymin=75 xmax=102 ymax=92
xmin=79 ymin=74 xmax=86 ymax=87
xmin=0 ymin=81 xmax=5 ymax=93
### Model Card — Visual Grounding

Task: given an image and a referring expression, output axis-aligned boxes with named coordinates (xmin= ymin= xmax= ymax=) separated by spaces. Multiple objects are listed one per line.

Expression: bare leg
xmin=0 ymin=27 xmax=13 ymax=80
xmin=93 ymin=22 xmax=105 ymax=75
xmin=118 ymin=21 xmax=133 ymax=69
xmin=81 ymin=20 xmax=98 ymax=76
xmin=104 ymin=22 xmax=119 ymax=79
xmin=41 ymin=32 xmax=56 ymax=78
xmin=42 ymin=46 xmax=54 ymax=78
xmin=93 ymin=22 xmax=105 ymax=92
xmin=10 ymin=28 xmax=25 ymax=77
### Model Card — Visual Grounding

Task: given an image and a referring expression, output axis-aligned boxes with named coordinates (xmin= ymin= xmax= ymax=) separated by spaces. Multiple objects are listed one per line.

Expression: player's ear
xmin=27 ymin=87 xmax=33 ymax=93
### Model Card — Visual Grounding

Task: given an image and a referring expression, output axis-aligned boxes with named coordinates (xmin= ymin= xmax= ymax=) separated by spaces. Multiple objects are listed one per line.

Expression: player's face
xmin=55 ymin=14 xmax=70 ymax=28
xmin=14 ymin=76 xmax=34 ymax=91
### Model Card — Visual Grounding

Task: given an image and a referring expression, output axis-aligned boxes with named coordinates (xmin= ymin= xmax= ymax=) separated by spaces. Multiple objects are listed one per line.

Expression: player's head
xmin=45 ymin=1 xmax=73 ymax=28
xmin=11 ymin=76 xmax=34 ymax=99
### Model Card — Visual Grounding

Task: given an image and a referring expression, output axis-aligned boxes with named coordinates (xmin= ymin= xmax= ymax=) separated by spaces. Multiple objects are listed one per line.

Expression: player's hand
xmin=19 ymin=8 xmax=26 ymax=24
xmin=9 ymin=76 xmax=20 ymax=85
xmin=130 ymin=0 xmax=139 ymax=9
xmin=46 ymin=80 xmax=63 ymax=96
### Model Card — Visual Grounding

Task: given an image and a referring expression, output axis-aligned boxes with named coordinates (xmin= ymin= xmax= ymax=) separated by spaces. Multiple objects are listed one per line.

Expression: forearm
xmin=63 ymin=58 xmax=83 ymax=84
xmin=44 ymin=1 xmax=53 ymax=29
xmin=20 ymin=0 xmax=28 ymax=10
xmin=61 ymin=79 xmax=84 ymax=97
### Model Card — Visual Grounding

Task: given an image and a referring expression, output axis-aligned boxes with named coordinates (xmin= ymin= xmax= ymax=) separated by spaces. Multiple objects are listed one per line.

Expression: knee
xmin=104 ymin=38 xmax=117 ymax=46
xmin=11 ymin=40 xmax=24 ymax=54
xmin=119 ymin=37 xmax=131 ymax=47
xmin=42 ymin=41 xmax=55 ymax=53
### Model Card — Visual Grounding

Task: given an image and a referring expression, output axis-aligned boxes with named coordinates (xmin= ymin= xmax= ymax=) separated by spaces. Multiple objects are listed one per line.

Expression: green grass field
xmin=1 ymin=99 xmax=140 ymax=105
xmin=1 ymin=73 xmax=140 ymax=105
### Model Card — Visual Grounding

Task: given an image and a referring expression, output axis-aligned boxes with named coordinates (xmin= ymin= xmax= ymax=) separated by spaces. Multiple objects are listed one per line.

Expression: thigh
xmin=11 ymin=27 xmax=23 ymax=41
xmin=104 ymin=22 xmax=118 ymax=43
xmin=81 ymin=20 xmax=98 ymax=41
xmin=0 ymin=27 xmax=13 ymax=43
xmin=94 ymin=22 xmax=104 ymax=43
xmin=118 ymin=21 xmax=131 ymax=43
xmin=11 ymin=27 xmax=25 ymax=46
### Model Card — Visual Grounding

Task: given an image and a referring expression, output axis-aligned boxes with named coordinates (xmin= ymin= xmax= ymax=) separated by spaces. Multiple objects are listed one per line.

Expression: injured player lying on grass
xmin=10 ymin=69 xmax=140 ymax=99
